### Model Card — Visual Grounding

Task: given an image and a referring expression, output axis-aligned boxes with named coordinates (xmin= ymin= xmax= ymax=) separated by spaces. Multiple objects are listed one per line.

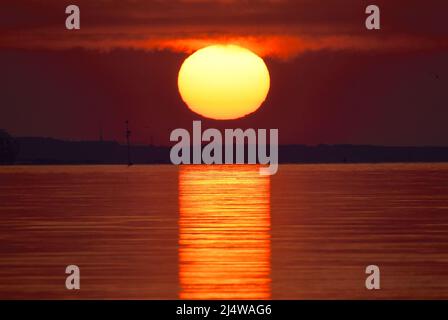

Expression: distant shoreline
xmin=3 ymin=135 xmax=448 ymax=166
xmin=4 ymin=161 xmax=448 ymax=167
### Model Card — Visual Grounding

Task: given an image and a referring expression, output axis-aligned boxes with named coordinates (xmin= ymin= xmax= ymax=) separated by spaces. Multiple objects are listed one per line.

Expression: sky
xmin=1 ymin=0 xmax=448 ymax=146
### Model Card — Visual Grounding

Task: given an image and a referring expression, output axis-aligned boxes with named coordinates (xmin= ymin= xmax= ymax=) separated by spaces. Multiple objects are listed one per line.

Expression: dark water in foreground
xmin=0 ymin=164 xmax=447 ymax=299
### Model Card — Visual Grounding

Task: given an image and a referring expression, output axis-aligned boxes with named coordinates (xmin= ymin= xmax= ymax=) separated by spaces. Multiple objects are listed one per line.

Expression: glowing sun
xmin=178 ymin=45 xmax=270 ymax=120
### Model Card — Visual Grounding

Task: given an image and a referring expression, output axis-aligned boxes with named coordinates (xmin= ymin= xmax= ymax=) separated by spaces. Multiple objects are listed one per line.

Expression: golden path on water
xmin=178 ymin=165 xmax=271 ymax=299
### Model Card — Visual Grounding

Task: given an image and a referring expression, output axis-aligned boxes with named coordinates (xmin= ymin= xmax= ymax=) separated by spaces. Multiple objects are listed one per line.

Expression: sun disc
xmin=178 ymin=45 xmax=270 ymax=120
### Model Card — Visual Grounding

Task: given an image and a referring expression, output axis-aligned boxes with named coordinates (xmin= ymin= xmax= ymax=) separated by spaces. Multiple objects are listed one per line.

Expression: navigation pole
xmin=125 ymin=120 xmax=132 ymax=166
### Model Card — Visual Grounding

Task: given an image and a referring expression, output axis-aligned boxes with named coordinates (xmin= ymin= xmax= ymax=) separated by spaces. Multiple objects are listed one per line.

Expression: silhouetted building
xmin=0 ymin=130 xmax=17 ymax=164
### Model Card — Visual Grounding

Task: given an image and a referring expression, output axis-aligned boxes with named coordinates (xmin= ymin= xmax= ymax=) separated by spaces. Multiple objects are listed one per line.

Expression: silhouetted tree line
xmin=0 ymin=130 xmax=18 ymax=164
xmin=3 ymin=130 xmax=448 ymax=165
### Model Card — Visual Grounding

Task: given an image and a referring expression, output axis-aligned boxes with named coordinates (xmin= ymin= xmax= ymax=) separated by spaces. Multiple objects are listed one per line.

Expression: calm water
xmin=0 ymin=163 xmax=447 ymax=299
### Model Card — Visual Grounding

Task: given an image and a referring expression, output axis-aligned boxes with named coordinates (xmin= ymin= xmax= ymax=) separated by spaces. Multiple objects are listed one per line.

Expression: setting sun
xmin=178 ymin=45 xmax=270 ymax=120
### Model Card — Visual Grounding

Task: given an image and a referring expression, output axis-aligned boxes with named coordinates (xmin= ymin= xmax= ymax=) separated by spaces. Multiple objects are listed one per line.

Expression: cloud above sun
xmin=2 ymin=0 xmax=448 ymax=59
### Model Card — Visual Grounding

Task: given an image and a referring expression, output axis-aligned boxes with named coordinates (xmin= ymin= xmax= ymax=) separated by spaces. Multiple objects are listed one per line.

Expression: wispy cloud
xmin=2 ymin=0 xmax=447 ymax=58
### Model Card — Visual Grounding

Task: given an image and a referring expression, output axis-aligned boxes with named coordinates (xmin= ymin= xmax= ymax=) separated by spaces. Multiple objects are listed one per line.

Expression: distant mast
xmin=125 ymin=120 xmax=132 ymax=166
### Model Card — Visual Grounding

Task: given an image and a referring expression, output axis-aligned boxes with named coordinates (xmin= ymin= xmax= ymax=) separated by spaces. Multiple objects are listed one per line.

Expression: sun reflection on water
xmin=178 ymin=165 xmax=271 ymax=299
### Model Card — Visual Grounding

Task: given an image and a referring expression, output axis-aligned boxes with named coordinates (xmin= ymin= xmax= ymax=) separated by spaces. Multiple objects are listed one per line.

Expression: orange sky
xmin=1 ymin=0 xmax=448 ymax=146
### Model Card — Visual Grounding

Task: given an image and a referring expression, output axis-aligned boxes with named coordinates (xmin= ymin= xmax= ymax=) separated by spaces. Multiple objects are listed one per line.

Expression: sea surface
xmin=0 ymin=163 xmax=447 ymax=299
